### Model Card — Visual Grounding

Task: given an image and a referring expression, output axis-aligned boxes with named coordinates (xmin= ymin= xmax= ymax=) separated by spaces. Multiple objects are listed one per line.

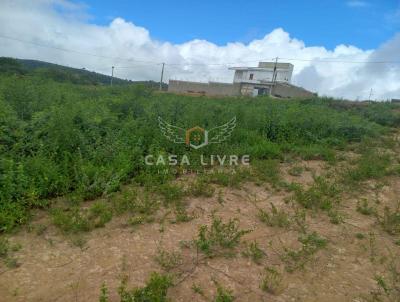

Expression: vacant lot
xmin=0 ymin=65 xmax=399 ymax=301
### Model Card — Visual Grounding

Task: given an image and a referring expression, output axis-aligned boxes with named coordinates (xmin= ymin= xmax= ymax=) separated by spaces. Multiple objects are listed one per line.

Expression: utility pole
xmin=272 ymin=57 xmax=279 ymax=83
xmin=110 ymin=66 xmax=114 ymax=86
xmin=159 ymin=62 xmax=165 ymax=91
xmin=368 ymin=88 xmax=373 ymax=101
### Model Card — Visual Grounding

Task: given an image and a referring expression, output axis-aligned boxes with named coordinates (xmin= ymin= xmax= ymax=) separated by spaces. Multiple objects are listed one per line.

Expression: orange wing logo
xmin=158 ymin=117 xmax=236 ymax=149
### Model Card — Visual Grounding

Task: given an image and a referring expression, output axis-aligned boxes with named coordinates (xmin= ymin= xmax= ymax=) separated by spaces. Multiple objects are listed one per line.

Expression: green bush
xmin=0 ymin=70 xmax=391 ymax=231
xmin=51 ymin=201 xmax=112 ymax=233
xmin=345 ymin=150 xmax=391 ymax=182
xmin=292 ymin=177 xmax=340 ymax=211
xmin=194 ymin=216 xmax=250 ymax=257
xmin=118 ymin=272 xmax=173 ymax=302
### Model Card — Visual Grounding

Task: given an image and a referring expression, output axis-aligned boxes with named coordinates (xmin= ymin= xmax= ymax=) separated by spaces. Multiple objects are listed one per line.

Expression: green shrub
xmin=345 ymin=150 xmax=391 ymax=182
xmin=283 ymin=232 xmax=328 ymax=272
xmin=51 ymin=201 xmax=112 ymax=233
xmin=99 ymin=282 xmax=109 ymax=302
xmin=379 ymin=206 xmax=400 ymax=235
xmin=241 ymin=240 xmax=264 ymax=264
xmin=252 ymin=159 xmax=281 ymax=185
xmin=260 ymin=266 xmax=284 ymax=295
xmin=118 ymin=272 xmax=172 ymax=302
xmin=188 ymin=178 xmax=215 ymax=197
xmin=88 ymin=201 xmax=113 ymax=228
xmin=0 ymin=73 xmax=389 ymax=232
xmin=258 ymin=204 xmax=290 ymax=228
xmin=157 ymin=183 xmax=185 ymax=206
xmin=155 ymin=248 xmax=182 ymax=271
xmin=214 ymin=283 xmax=235 ymax=302
xmin=356 ymin=199 xmax=376 ymax=216
xmin=194 ymin=216 xmax=250 ymax=257
xmin=293 ymin=177 xmax=340 ymax=211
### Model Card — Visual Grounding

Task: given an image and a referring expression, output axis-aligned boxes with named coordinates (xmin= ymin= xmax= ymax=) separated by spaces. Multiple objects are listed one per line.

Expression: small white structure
xmin=168 ymin=61 xmax=313 ymax=98
xmin=230 ymin=62 xmax=293 ymax=84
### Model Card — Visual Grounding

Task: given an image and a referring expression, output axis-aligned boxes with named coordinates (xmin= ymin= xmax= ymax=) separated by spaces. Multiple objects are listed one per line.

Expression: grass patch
xmin=0 ymin=237 xmax=21 ymax=268
xmin=51 ymin=201 xmax=112 ymax=233
xmin=258 ymin=203 xmax=290 ymax=228
xmin=344 ymin=150 xmax=391 ymax=183
xmin=188 ymin=178 xmax=215 ymax=197
xmin=288 ymin=165 xmax=304 ymax=176
xmin=118 ymin=272 xmax=173 ymax=302
xmin=194 ymin=216 xmax=250 ymax=257
xmin=379 ymin=206 xmax=400 ymax=235
xmin=157 ymin=183 xmax=185 ymax=206
xmin=357 ymin=199 xmax=376 ymax=216
xmin=292 ymin=177 xmax=340 ymax=211
xmin=260 ymin=266 xmax=285 ymax=295
xmin=241 ymin=240 xmax=265 ymax=264
xmin=155 ymin=248 xmax=183 ymax=271
xmin=252 ymin=159 xmax=281 ymax=186
xmin=282 ymin=232 xmax=328 ymax=272
xmin=328 ymin=209 xmax=344 ymax=224
xmin=214 ymin=282 xmax=235 ymax=302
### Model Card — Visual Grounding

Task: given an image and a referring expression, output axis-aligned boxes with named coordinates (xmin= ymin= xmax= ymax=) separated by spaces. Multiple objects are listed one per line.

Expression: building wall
xmin=208 ymin=82 xmax=241 ymax=96
xmin=168 ymin=80 xmax=240 ymax=96
xmin=259 ymin=62 xmax=293 ymax=82
xmin=168 ymin=80 xmax=314 ymax=99
xmin=233 ymin=67 xmax=292 ymax=84
xmin=274 ymin=69 xmax=292 ymax=82
xmin=236 ymin=70 xmax=274 ymax=83
xmin=271 ymin=83 xmax=315 ymax=98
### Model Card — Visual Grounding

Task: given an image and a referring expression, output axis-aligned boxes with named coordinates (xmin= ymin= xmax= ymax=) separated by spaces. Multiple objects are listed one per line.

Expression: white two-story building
xmin=168 ymin=61 xmax=313 ymax=98
xmin=229 ymin=62 xmax=294 ymax=96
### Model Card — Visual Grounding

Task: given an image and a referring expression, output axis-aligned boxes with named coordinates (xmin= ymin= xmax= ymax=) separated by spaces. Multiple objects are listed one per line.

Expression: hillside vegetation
xmin=1 ymin=59 xmax=400 ymax=232
xmin=1 ymin=58 xmax=400 ymax=302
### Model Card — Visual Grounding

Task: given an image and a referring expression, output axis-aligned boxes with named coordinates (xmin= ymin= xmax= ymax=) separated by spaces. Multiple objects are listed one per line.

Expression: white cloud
xmin=346 ymin=1 xmax=369 ymax=8
xmin=0 ymin=0 xmax=399 ymax=100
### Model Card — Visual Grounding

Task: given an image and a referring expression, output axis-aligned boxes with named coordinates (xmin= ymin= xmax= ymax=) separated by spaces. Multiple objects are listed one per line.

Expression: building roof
xmin=229 ymin=62 xmax=294 ymax=71
xmin=258 ymin=62 xmax=293 ymax=68
xmin=228 ymin=67 xmax=274 ymax=71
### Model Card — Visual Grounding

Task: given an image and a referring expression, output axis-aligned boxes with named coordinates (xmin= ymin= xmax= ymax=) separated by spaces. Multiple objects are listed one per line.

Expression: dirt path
xmin=0 ymin=160 xmax=399 ymax=302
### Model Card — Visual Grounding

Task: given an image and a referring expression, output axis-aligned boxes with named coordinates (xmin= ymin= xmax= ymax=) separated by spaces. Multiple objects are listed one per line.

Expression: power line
xmin=1 ymin=34 xmax=400 ymax=69
xmin=0 ymin=34 xmax=161 ymax=64
xmin=279 ymin=57 xmax=400 ymax=64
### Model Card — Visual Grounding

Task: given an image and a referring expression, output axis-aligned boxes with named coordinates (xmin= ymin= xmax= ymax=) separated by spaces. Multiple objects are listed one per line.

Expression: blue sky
xmin=81 ymin=0 xmax=400 ymax=50
xmin=1 ymin=0 xmax=399 ymax=99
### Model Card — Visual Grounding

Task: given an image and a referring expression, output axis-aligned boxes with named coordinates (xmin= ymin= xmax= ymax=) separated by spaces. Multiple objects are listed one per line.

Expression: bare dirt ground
xmin=0 ymin=158 xmax=399 ymax=302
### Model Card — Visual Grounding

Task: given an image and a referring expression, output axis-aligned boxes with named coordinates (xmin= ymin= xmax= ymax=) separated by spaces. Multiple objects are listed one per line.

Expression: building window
xmin=249 ymin=73 xmax=254 ymax=80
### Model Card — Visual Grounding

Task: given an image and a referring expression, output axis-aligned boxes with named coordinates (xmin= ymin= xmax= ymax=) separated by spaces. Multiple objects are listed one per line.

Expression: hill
xmin=0 ymin=57 xmax=167 ymax=88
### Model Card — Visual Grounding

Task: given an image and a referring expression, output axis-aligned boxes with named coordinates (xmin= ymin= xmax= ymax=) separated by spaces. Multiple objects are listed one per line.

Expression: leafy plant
xmin=282 ymin=232 xmax=328 ymax=272
xmin=345 ymin=150 xmax=391 ymax=182
xmin=118 ymin=272 xmax=173 ymax=302
xmin=188 ymin=178 xmax=215 ymax=197
xmin=155 ymin=248 xmax=183 ymax=271
xmin=0 ymin=237 xmax=20 ymax=268
xmin=258 ymin=203 xmax=290 ymax=228
xmin=194 ymin=216 xmax=250 ymax=257
xmin=328 ymin=209 xmax=344 ymax=224
xmin=288 ymin=165 xmax=304 ymax=176
xmin=292 ymin=177 xmax=340 ymax=211
xmin=0 ymin=70 xmax=391 ymax=232
xmin=214 ymin=282 xmax=235 ymax=302
xmin=241 ymin=240 xmax=264 ymax=264
xmin=260 ymin=266 xmax=284 ymax=295
xmin=357 ymin=199 xmax=376 ymax=216
xmin=51 ymin=201 xmax=112 ymax=233
xmin=99 ymin=282 xmax=109 ymax=302
xmin=379 ymin=206 xmax=400 ymax=235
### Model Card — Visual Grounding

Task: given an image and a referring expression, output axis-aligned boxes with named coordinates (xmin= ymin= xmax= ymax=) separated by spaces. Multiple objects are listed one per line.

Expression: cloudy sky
xmin=0 ymin=0 xmax=399 ymax=100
